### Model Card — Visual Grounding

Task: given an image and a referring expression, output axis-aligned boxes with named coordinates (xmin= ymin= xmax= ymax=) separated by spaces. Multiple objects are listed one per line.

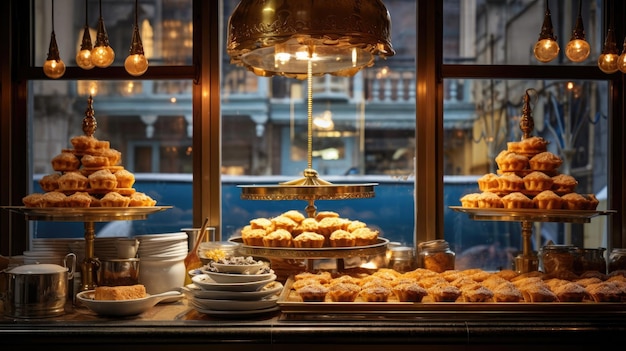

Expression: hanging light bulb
xmin=533 ymin=1 xmax=559 ymax=63
xmin=43 ymin=0 xmax=66 ymax=79
xmin=617 ymin=37 xmax=626 ymax=73
xmin=565 ymin=0 xmax=590 ymax=63
xmin=598 ymin=28 xmax=619 ymax=74
xmin=124 ymin=0 xmax=149 ymax=76
xmin=76 ymin=0 xmax=95 ymax=70
xmin=91 ymin=0 xmax=115 ymax=68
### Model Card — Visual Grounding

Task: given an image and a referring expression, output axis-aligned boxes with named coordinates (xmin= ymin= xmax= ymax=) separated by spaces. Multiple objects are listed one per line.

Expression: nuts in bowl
xmin=206 ymin=256 xmax=268 ymax=275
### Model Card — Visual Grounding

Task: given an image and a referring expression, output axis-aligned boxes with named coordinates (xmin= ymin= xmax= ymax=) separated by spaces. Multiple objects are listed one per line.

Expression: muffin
xmin=22 ymin=193 xmax=44 ymax=207
xmin=582 ymin=193 xmax=600 ymax=210
xmin=329 ymin=229 xmax=356 ymax=247
xmin=506 ymin=141 xmax=522 ymax=153
xmin=39 ymin=173 xmax=61 ymax=192
xmin=561 ymin=192 xmax=588 ymax=210
xmin=94 ymin=139 xmax=111 ymax=151
xmin=346 ymin=220 xmax=367 ymax=232
xmin=318 ymin=217 xmax=349 ymax=237
xmin=328 ymin=282 xmax=361 ymax=302
xmin=40 ymin=191 xmax=67 ymax=207
xmin=88 ymin=169 xmax=118 ymax=191
xmin=293 ymin=217 xmax=320 ymax=235
xmin=351 ymin=227 xmax=379 ymax=246
xmin=64 ymin=191 xmax=92 ymax=208
xmin=523 ymin=171 xmax=554 ymax=194
xmin=262 ymin=229 xmax=293 ymax=247
xmin=240 ymin=227 xmax=267 ymax=246
xmin=271 ymin=215 xmax=299 ymax=232
xmin=476 ymin=191 xmax=503 ymax=208
xmin=315 ymin=211 xmax=340 ymax=221
xmin=294 ymin=271 xmax=333 ymax=284
xmin=529 ymin=151 xmax=563 ymax=172
xmin=111 ymin=169 xmax=134 ymax=189
xmin=495 ymin=150 xmax=528 ymax=172
xmin=517 ymin=136 xmax=549 ymax=156
xmin=477 ymin=173 xmax=501 ymax=192
xmin=533 ymin=190 xmax=563 ymax=210
xmin=293 ymin=231 xmax=326 ymax=248
xmin=280 ymin=210 xmax=305 ymax=224
xmin=497 ymin=172 xmax=524 ymax=193
xmin=80 ymin=154 xmax=110 ymax=168
xmin=501 ymin=191 xmax=533 ymax=209
xmin=296 ymin=283 xmax=329 ymax=302
xmin=250 ymin=217 xmax=274 ymax=233
xmin=102 ymin=148 xmax=122 ymax=166
xmin=459 ymin=193 xmax=481 ymax=208
xmin=100 ymin=191 xmax=131 ymax=207
xmin=427 ymin=283 xmax=462 ymax=302
xmin=459 ymin=284 xmax=494 ymax=302
xmin=70 ymin=135 xmax=98 ymax=153
xmin=551 ymin=174 xmax=578 ymax=195
xmin=392 ymin=282 xmax=428 ymax=302
xmin=129 ymin=192 xmax=157 ymax=207
xmin=57 ymin=171 xmax=89 ymax=191
xmin=359 ymin=285 xmax=392 ymax=302
xmin=51 ymin=152 xmax=80 ymax=172
xmin=89 ymin=195 xmax=102 ymax=207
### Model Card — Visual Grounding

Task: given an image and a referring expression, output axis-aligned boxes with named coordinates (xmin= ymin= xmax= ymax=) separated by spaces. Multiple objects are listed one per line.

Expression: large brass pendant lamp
xmin=227 ymin=0 xmax=394 ymax=216
xmin=227 ymin=0 xmax=395 ymax=79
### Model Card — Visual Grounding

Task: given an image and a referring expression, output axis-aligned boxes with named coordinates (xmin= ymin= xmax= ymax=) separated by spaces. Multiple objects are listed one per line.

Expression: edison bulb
xmin=124 ymin=54 xmax=149 ymax=76
xmin=618 ymin=52 xmax=626 ymax=74
xmin=533 ymin=38 xmax=560 ymax=63
xmin=43 ymin=58 xmax=66 ymax=79
xmin=76 ymin=49 xmax=95 ymax=70
xmin=565 ymin=39 xmax=590 ymax=62
xmin=91 ymin=45 xmax=115 ymax=68
xmin=598 ymin=53 xmax=619 ymax=74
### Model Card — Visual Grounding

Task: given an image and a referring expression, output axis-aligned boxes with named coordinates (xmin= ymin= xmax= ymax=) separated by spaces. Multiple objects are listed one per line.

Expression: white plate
xmin=191 ymin=273 xmax=277 ymax=292
xmin=190 ymin=295 xmax=278 ymax=311
xmin=210 ymin=261 xmax=265 ymax=274
xmin=192 ymin=305 xmax=280 ymax=318
xmin=183 ymin=281 xmax=283 ymax=301
xmin=135 ymin=232 xmax=188 ymax=242
xmin=203 ymin=269 xmax=275 ymax=283
xmin=76 ymin=290 xmax=183 ymax=316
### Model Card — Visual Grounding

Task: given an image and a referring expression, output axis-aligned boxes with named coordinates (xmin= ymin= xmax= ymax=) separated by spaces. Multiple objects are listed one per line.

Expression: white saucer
xmin=183 ymin=281 xmax=283 ymax=301
xmin=191 ymin=273 xmax=277 ymax=292
xmin=192 ymin=305 xmax=280 ymax=318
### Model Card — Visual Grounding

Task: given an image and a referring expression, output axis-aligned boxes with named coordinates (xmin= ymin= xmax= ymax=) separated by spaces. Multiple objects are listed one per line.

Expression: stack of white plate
xmin=94 ymin=237 xmax=124 ymax=259
xmin=25 ymin=238 xmax=81 ymax=265
xmin=135 ymin=232 xmax=189 ymax=294
xmin=184 ymin=260 xmax=282 ymax=317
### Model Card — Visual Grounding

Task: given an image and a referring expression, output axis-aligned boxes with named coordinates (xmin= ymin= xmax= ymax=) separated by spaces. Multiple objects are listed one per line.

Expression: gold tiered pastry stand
xmin=2 ymin=95 xmax=171 ymax=291
xmin=452 ymin=90 xmax=615 ymax=273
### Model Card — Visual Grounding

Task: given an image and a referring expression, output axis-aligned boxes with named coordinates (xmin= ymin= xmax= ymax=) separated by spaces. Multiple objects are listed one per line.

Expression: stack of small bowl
xmin=135 ymin=232 xmax=189 ymax=294
xmin=185 ymin=256 xmax=282 ymax=318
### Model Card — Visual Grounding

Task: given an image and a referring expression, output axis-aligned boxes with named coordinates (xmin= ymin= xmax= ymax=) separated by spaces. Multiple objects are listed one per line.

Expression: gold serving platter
xmin=229 ymin=237 xmax=389 ymax=259
xmin=277 ymin=277 xmax=626 ymax=317
xmin=238 ymin=183 xmax=377 ymax=201
xmin=1 ymin=206 xmax=172 ymax=222
xmin=450 ymin=206 xmax=616 ymax=224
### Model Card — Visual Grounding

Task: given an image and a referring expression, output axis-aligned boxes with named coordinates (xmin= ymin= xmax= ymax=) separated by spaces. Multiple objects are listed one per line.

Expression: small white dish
xmin=192 ymin=305 xmax=280 ymax=318
xmin=190 ymin=295 xmax=279 ymax=311
xmin=203 ymin=269 xmax=274 ymax=283
xmin=76 ymin=290 xmax=183 ymax=316
xmin=210 ymin=261 xmax=265 ymax=274
xmin=191 ymin=273 xmax=277 ymax=292
xmin=183 ymin=281 xmax=283 ymax=301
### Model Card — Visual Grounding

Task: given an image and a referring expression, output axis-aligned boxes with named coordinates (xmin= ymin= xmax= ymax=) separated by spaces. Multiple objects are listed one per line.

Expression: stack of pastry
xmin=287 ymin=267 xmax=626 ymax=303
xmin=240 ymin=210 xmax=380 ymax=248
xmin=22 ymin=135 xmax=156 ymax=208
xmin=460 ymin=136 xmax=599 ymax=210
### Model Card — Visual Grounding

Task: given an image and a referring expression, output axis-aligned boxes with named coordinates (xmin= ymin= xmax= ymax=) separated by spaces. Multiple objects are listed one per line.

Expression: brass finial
xmin=82 ymin=95 xmax=97 ymax=136
xmin=519 ymin=89 xmax=534 ymax=139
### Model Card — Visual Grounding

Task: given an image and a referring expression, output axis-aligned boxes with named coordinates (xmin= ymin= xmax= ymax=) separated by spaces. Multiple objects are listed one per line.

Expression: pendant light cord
xmin=85 ymin=0 xmax=88 ymax=27
xmin=135 ymin=0 xmax=139 ymax=27
xmin=51 ymin=0 xmax=55 ymax=33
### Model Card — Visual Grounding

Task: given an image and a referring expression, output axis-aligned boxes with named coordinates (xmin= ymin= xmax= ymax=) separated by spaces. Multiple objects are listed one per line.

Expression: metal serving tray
xmin=450 ymin=206 xmax=616 ymax=223
xmin=1 ymin=206 xmax=172 ymax=222
xmin=229 ymin=237 xmax=389 ymax=259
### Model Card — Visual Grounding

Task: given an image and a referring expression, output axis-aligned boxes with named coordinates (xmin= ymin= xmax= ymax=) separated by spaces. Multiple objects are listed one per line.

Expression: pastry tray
xmin=229 ymin=237 xmax=389 ymax=259
xmin=450 ymin=206 xmax=616 ymax=223
xmin=277 ymin=277 xmax=626 ymax=317
xmin=1 ymin=206 xmax=172 ymax=221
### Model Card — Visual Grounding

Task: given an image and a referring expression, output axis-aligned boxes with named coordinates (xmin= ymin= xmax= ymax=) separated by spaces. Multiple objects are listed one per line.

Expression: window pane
xmin=220 ymin=0 xmax=417 ymax=247
xmin=34 ymin=0 xmax=192 ymax=68
xmin=443 ymin=0 xmax=605 ymax=67
xmin=443 ymin=78 xmax=609 ymax=270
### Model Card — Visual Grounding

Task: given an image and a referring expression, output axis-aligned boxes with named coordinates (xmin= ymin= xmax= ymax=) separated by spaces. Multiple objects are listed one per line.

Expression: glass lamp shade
xmin=565 ymin=39 xmax=590 ymax=62
xmin=533 ymin=39 xmax=559 ymax=63
xmin=227 ymin=0 xmax=395 ymax=79
xmin=91 ymin=45 xmax=115 ymax=68
xmin=598 ymin=53 xmax=619 ymax=74
xmin=76 ymin=49 xmax=95 ymax=70
xmin=43 ymin=59 xmax=66 ymax=79
xmin=124 ymin=54 xmax=149 ymax=76
xmin=618 ymin=52 xmax=626 ymax=74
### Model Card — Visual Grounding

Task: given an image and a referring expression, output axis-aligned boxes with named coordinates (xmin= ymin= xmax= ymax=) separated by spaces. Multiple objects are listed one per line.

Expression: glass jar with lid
xmin=574 ymin=247 xmax=606 ymax=274
xmin=387 ymin=245 xmax=416 ymax=273
xmin=539 ymin=244 xmax=577 ymax=275
xmin=417 ymin=239 xmax=455 ymax=273
xmin=608 ymin=248 xmax=626 ymax=273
